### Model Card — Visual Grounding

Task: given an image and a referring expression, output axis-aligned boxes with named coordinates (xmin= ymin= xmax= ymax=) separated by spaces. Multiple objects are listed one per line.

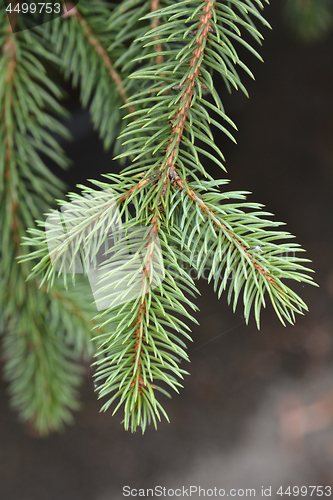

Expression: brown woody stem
xmin=130 ymin=214 xmax=159 ymax=396
xmin=151 ymin=0 xmax=164 ymax=65
xmin=63 ymin=3 xmax=136 ymax=115
xmin=175 ymin=179 xmax=283 ymax=293
xmin=2 ymin=23 xmax=20 ymax=247
xmin=158 ymin=0 xmax=215 ymax=188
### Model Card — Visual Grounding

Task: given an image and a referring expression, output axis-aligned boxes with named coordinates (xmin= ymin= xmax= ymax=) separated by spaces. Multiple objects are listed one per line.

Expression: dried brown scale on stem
xmin=189 ymin=26 xmax=216 ymax=36
xmin=62 ymin=2 xmax=136 ymax=115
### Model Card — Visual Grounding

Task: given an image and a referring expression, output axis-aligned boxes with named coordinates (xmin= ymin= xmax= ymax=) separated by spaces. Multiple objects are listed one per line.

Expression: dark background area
xmin=1 ymin=2 xmax=333 ymax=499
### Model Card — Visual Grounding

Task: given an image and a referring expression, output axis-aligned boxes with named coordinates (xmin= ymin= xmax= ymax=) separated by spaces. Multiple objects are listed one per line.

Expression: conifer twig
xmin=127 ymin=214 xmax=160 ymax=397
xmin=175 ymin=178 xmax=283 ymax=293
xmin=12 ymin=0 xmax=317 ymax=433
xmin=62 ymin=1 xmax=136 ymax=114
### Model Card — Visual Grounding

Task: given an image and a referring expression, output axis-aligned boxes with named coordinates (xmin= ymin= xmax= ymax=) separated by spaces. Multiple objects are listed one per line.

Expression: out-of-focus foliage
xmin=284 ymin=0 xmax=333 ymax=42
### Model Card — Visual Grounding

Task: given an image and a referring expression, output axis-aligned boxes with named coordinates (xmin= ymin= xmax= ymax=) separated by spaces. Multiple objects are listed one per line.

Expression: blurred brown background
xmin=1 ymin=2 xmax=333 ymax=499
